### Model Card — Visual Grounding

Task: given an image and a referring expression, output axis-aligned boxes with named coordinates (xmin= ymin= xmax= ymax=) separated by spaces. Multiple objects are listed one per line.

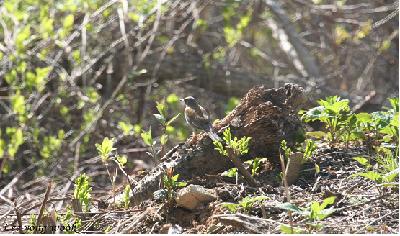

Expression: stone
xmin=175 ymin=185 xmax=217 ymax=210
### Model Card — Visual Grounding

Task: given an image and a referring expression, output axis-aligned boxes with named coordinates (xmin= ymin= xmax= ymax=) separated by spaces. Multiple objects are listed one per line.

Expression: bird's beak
xmin=180 ymin=98 xmax=184 ymax=102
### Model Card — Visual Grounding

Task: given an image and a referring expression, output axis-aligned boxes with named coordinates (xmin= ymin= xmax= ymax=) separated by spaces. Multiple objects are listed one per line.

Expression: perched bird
xmin=180 ymin=96 xmax=221 ymax=142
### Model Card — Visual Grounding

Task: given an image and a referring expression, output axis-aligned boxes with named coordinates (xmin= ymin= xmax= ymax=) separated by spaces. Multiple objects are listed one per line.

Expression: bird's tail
xmin=207 ymin=128 xmax=221 ymax=142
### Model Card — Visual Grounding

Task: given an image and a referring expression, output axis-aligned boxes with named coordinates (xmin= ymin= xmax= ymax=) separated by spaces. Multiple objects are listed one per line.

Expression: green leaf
xmin=176 ymin=181 xmax=187 ymax=187
xmin=85 ymin=87 xmax=100 ymax=103
xmin=275 ymin=202 xmax=303 ymax=213
xmin=222 ymin=127 xmax=232 ymax=143
xmin=39 ymin=17 xmax=54 ymax=38
xmin=134 ymin=124 xmax=142 ymax=134
xmin=5 ymin=70 xmax=17 ymax=85
xmin=118 ymin=121 xmax=134 ymax=135
xmin=26 ymin=67 xmax=51 ymax=92
xmin=213 ymin=140 xmax=227 ymax=156
xmin=303 ymin=139 xmax=317 ymax=160
xmin=221 ymin=168 xmax=237 ymax=177
xmin=320 ymin=196 xmax=336 ymax=210
xmin=222 ymin=203 xmax=239 ymax=213
xmin=280 ymin=224 xmax=305 ymax=234
xmin=165 ymin=113 xmax=181 ymax=126
xmin=310 ymin=197 xmax=336 ymax=221
xmin=166 ymin=93 xmax=179 ymax=104
xmin=153 ymin=113 xmax=165 ymax=124
xmin=390 ymin=113 xmax=399 ymax=127
xmin=355 ymin=113 xmax=372 ymax=123
xmin=116 ymin=155 xmax=128 ymax=167
xmin=315 ymin=164 xmax=320 ymax=174
xmin=63 ymin=14 xmax=75 ymax=29
xmin=6 ymin=127 xmax=24 ymax=158
xmin=388 ymin=97 xmax=399 ymax=112
xmin=141 ymin=128 xmax=153 ymax=146
xmin=95 ymin=137 xmax=116 ymax=162
xmin=353 ymin=171 xmax=383 ymax=183
xmin=11 ymin=91 xmax=26 ymax=115
xmin=353 ymin=156 xmax=370 ymax=167
xmin=123 ymin=184 xmax=131 ymax=209
xmin=16 ymin=25 xmax=31 ymax=50
xmin=160 ymin=134 xmax=168 ymax=145
xmin=156 ymin=101 xmax=166 ymax=118
xmin=40 ymin=131 xmax=64 ymax=159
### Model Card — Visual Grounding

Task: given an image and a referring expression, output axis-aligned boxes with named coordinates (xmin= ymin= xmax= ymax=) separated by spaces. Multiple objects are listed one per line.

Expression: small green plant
xmin=300 ymin=96 xmax=351 ymax=145
xmin=62 ymin=206 xmax=82 ymax=233
xmin=280 ymin=140 xmax=293 ymax=159
xmin=302 ymin=139 xmax=317 ymax=161
xmin=95 ymin=137 xmax=118 ymax=203
xmin=118 ymin=121 xmax=135 ymax=136
xmin=277 ymin=196 xmax=336 ymax=233
xmin=244 ymin=157 xmax=267 ymax=176
xmin=116 ymin=155 xmax=128 ymax=168
xmin=308 ymin=196 xmax=336 ymax=221
xmin=73 ymin=174 xmax=92 ymax=212
xmin=154 ymin=100 xmax=181 ymax=130
xmin=153 ymin=100 xmax=181 ymax=158
xmin=352 ymin=147 xmax=398 ymax=189
xmin=222 ymin=195 xmax=268 ymax=213
xmin=141 ymin=127 xmax=157 ymax=162
xmin=162 ymin=168 xmax=187 ymax=204
xmin=213 ymin=127 xmax=256 ymax=186
xmin=122 ymin=184 xmax=131 ymax=209
xmin=355 ymin=98 xmax=399 ymax=147
xmin=277 ymin=196 xmax=336 ymax=221
xmin=214 ymin=127 xmax=251 ymax=157
xmin=95 ymin=137 xmax=116 ymax=163
xmin=280 ymin=224 xmax=305 ymax=234
xmin=221 ymin=167 xmax=238 ymax=177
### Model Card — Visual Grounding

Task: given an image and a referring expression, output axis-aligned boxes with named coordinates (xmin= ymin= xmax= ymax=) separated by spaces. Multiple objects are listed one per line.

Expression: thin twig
xmin=34 ymin=182 xmax=52 ymax=233
xmin=13 ymin=200 xmax=23 ymax=234
xmin=227 ymin=148 xmax=258 ymax=187
xmin=279 ymin=148 xmax=294 ymax=233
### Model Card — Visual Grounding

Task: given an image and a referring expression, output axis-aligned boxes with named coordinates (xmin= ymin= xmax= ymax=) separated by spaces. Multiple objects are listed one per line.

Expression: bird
xmin=180 ymin=96 xmax=221 ymax=143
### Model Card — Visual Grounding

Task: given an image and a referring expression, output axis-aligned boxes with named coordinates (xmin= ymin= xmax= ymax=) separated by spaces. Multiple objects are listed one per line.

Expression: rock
xmin=176 ymin=185 xmax=217 ymax=210
xmin=159 ymin=223 xmax=183 ymax=234
xmin=153 ymin=189 xmax=168 ymax=202
xmin=168 ymin=224 xmax=183 ymax=234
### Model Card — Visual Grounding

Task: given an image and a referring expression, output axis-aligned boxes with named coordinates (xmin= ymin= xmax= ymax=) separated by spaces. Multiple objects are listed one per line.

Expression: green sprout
xmin=222 ymin=195 xmax=268 ymax=213
xmin=95 ymin=137 xmax=116 ymax=163
xmin=162 ymin=167 xmax=187 ymax=204
xmin=213 ymin=127 xmax=257 ymax=186
xmin=122 ymin=184 xmax=131 ymax=209
xmin=214 ymin=127 xmax=251 ymax=157
xmin=73 ymin=174 xmax=92 ymax=212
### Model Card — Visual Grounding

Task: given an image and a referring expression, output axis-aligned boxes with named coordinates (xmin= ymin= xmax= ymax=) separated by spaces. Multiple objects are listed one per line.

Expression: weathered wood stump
xmin=130 ymin=83 xmax=306 ymax=205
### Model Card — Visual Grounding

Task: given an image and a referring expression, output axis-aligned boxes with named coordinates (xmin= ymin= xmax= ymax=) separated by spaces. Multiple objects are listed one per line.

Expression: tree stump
xmin=130 ymin=83 xmax=306 ymax=205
